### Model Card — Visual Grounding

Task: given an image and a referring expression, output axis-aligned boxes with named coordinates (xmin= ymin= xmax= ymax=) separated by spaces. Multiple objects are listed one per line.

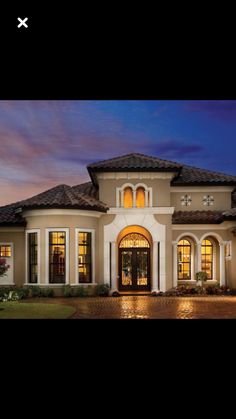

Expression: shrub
xmin=73 ymin=286 xmax=87 ymax=297
xmin=40 ymin=288 xmax=54 ymax=298
xmin=18 ymin=287 xmax=30 ymax=299
xmin=96 ymin=283 xmax=110 ymax=297
xmin=30 ymin=286 xmax=42 ymax=298
xmin=0 ymin=286 xmax=31 ymax=301
xmin=62 ymin=284 xmax=73 ymax=298
xmin=196 ymin=271 xmax=208 ymax=282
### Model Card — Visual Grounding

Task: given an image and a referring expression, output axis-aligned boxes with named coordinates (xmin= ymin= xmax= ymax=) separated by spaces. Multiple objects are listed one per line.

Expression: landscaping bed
xmin=150 ymin=284 xmax=236 ymax=297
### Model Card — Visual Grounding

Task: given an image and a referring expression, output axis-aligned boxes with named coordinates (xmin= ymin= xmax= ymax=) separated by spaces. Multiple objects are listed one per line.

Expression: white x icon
xmin=17 ymin=17 xmax=28 ymax=28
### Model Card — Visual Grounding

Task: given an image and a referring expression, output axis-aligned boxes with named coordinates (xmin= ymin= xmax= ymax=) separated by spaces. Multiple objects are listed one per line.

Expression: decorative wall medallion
xmin=203 ymin=195 xmax=214 ymax=206
xmin=181 ymin=194 xmax=192 ymax=206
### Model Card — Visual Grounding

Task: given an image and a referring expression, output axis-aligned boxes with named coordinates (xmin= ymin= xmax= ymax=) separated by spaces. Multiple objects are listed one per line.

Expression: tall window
xmin=136 ymin=187 xmax=145 ymax=208
xmin=0 ymin=245 xmax=11 ymax=257
xmin=124 ymin=187 xmax=133 ymax=208
xmin=178 ymin=239 xmax=191 ymax=280
xmin=28 ymin=233 xmax=38 ymax=283
xmin=49 ymin=232 xmax=66 ymax=283
xmin=78 ymin=232 xmax=92 ymax=283
xmin=201 ymin=239 xmax=213 ymax=279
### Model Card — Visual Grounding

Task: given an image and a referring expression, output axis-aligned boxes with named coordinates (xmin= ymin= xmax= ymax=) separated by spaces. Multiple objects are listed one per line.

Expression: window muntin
xmin=136 ymin=187 xmax=145 ymax=208
xmin=201 ymin=239 xmax=213 ymax=279
xmin=124 ymin=187 xmax=133 ymax=208
xmin=78 ymin=232 xmax=92 ymax=283
xmin=119 ymin=233 xmax=150 ymax=248
xmin=28 ymin=233 xmax=38 ymax=283
xmin=178 ymin=239 xmax=191 ymax=280
xmin=49 ymin=232 xmax=66 ymax=284
xmin=0 ymin=245 xmax=11 ymax=258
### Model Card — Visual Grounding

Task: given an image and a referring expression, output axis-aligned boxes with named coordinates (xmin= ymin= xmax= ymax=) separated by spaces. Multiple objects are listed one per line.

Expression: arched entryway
xmin=118 ymin=227 xmax=152 ymax=291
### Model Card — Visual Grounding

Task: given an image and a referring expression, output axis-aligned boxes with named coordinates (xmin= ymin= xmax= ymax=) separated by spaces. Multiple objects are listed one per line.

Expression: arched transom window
xmin=201 ymin=239 xmax=213 ymax=279
xmin=119 ymin=233 xmax=150 ymax=248
xmin=178 ymin=239 xmax=191 ymax=280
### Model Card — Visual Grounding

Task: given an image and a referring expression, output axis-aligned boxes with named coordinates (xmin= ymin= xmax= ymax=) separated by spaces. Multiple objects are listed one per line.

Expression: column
xmin=196 ymin=242 xmax=202 ymax=273
xmin=152 ymin=241 xmax=158 ymax=292
xmin=111 ymin=241 xmax=118 ymax=292
xmin=159 ymin=241 xmax=166 ymax=292
xmin=145 ymin=190 xmax=149 ymax=207
xmin=220 ymin=243 xmax=226 ymax=286
xmin=172 ymin=242 xmax=178 ymax=288
xmin=133 ymin=190 xmax=136 ymax=207
xmin=121 ymin=190 xmax=124 ymax=207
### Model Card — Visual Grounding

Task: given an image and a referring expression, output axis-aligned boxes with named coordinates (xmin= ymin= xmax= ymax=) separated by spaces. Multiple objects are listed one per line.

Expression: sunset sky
xmin=0 ymin=100 xmax=236 ymax=206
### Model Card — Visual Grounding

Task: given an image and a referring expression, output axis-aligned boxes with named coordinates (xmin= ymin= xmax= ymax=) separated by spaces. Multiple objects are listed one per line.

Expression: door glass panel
xmin=121 ymin=251 xmax=132 ymax=286
xmin=136 ymin=251 xmax=148 ymax=286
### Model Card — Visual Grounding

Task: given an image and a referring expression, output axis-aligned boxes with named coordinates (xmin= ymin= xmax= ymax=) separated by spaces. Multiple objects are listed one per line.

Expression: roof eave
xmin=20 ymin=204 xmax=108 ymax=213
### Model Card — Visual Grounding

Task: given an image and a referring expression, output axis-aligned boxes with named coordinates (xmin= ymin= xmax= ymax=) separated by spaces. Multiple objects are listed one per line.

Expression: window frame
xmin=0 ymin=242 xmax=14 ymax=285
xmin=45 ymin=228 xmax=69 ymax=285
xmin=75 ymin=228 xmax=95 ymax=285
xmin=0 ymin=244 xmax=12 ymax=258
xmin=201 ymin=238 xmax=214 ymax=280
xmin=177 ymin=239 xmax=192 ymax=281
xmin=25 ymin=230 xmax=40 ymax=285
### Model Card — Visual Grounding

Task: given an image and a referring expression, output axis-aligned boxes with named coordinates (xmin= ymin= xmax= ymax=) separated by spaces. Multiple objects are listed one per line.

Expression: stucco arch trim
xmin=104 ymin=214 xmax=166 ymax=292
xmin=199 ymin=232 xmax=224 ymax=245
xmin=174 ymin=232 xmax=200 ymax=245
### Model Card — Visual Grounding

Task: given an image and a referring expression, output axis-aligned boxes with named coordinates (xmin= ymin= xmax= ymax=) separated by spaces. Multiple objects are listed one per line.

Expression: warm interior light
xmin=124 ymin=187 xmax=133 ymax=208
xmin=136 ymin=187 xmax=145 ymax=208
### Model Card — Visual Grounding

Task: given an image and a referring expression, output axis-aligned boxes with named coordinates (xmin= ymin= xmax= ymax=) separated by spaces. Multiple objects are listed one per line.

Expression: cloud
xmin=142 ymin=139 xmax=205 ymax=159
xmin=184 ymin=100 xmax=236 ymax=120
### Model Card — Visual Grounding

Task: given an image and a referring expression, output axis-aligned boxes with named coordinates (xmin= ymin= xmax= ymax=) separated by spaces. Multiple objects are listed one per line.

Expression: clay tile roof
xmin=88 ymin=153 xmax=181 ymax=185
xmin=172 ymin=210 xmax=224 ymax=224
xmin=72 ymin=181 xmax=98 ymax=199
xmin=0 ymin=183 xmax=108 ymax=225
xmin=171 ymin=165 xmax=236 ymax=186
xmin=19 ymin=184 xmax=108 ymax=212
xmin=0 ymin=203 xmax=26 ymax=226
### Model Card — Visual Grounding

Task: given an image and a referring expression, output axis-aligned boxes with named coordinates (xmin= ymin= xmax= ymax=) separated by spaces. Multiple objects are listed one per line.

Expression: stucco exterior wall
xmin=227 ymin=236 xmax=236 ymax=288
xmin=98 ymin=178 xmax=171 ymax=207
xmin=24 ymin=212 xmax=100 ymax=285
xmin=171 ymin=191 xmax=232 ymax=211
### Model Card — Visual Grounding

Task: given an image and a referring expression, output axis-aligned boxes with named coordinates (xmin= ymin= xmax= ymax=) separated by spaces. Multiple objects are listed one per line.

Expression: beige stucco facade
xmin=1 ymin=170 xmax=236 ymax=292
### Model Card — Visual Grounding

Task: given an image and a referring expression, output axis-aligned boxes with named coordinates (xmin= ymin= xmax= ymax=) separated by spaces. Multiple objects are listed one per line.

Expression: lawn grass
xmin=0 ymin=301 xmax=76 ymax=319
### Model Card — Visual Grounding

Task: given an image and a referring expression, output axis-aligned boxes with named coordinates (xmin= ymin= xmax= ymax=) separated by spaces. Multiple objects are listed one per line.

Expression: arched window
xmin=119 ymin=233 xmax=150 ymax=248
xmin=124 ymin=187 xmax=133 ymax=208
xmin=201 ymin=239 xmax=213 ymax=279
xmin=178 ymin=239 xmax=191 ymax=280
xmin=136 ymin=187 xmax=145 ymax=208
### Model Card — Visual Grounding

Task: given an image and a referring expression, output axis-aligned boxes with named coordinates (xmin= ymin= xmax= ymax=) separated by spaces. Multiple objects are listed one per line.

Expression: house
xmin=0 ymin=152 xmax=236 ymax=293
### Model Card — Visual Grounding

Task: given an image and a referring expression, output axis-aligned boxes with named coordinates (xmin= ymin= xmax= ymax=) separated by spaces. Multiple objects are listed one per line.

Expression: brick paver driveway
xmin=68 ymin=295 xmax=236 ymax=319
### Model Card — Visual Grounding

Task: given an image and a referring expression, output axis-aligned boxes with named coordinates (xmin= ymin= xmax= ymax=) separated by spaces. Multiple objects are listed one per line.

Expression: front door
xmin=119 ymin=247 xmax=151 ymax=291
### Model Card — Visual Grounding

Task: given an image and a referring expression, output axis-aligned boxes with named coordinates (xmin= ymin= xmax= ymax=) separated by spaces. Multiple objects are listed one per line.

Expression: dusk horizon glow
xmin=0 ymin=100 xmax=236 ymax=206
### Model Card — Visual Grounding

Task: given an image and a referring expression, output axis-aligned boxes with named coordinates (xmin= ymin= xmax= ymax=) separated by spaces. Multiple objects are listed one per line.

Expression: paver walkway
xmin=65 ymin=295 xmax=236 ymax=319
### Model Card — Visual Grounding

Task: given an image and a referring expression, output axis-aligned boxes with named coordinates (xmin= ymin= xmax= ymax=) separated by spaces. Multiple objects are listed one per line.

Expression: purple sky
xmin=0 ymin=100 xmax=236 ymax=206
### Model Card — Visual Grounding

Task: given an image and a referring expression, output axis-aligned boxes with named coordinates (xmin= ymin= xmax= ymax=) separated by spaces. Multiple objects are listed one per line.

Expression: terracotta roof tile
xmin=0 ymin=184 xmax=108 ymax=225
xmin=88 ymin=153 xmax=182 ymax=171
xmin=171 ymin=165 xmax=236 ymax=186
xmin=173 ymin=210 xmax=224 ymax=224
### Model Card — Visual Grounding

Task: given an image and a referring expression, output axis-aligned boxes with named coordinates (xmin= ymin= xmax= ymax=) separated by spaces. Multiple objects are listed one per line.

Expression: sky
xmin=0 ymin=100 xmax=236 ymax=206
